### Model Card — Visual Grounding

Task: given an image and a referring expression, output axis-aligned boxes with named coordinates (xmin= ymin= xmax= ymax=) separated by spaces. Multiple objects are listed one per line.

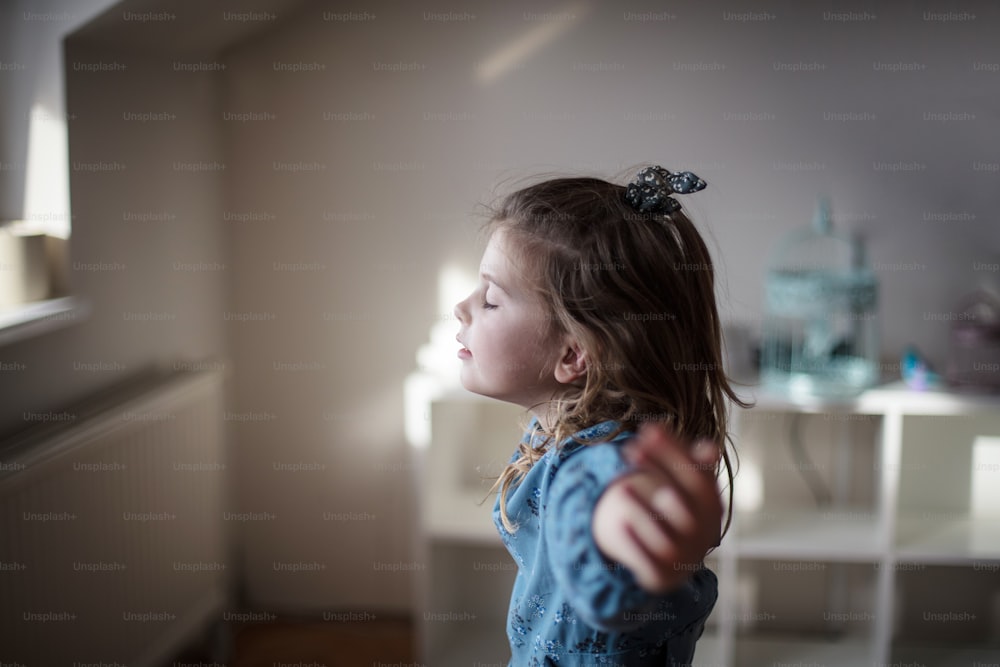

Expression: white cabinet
xmin=718 ymin=383 xmax=1000 ymax=666
xmin=407 ymin=375 xmax=1000 ymax=666
xmin=406 ymin=382 xmax=521 ymax=666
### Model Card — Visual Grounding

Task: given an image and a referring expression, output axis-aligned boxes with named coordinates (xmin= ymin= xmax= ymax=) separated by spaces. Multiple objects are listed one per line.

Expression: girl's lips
xmin=456 ymin=334 xmax=471 ymax=359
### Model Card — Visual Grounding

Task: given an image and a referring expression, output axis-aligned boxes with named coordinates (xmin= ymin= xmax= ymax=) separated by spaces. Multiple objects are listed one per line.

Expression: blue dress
xmin=494 ymin=418 xmax=717 ymax=666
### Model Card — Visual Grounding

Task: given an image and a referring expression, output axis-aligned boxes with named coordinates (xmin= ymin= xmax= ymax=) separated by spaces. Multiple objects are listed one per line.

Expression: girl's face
xmin=454 ymin=229 xmax=567 ymax=409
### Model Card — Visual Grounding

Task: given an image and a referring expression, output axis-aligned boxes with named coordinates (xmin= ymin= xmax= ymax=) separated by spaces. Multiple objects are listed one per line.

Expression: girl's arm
xmin=592 ymin=424 xmax=723 ymax=594
xmin=543 ymin=440 xmax=662 ymax=632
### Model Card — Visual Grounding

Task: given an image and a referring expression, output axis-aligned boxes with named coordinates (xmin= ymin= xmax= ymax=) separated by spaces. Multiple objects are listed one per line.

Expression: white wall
xmin=219 ymin=0 xmax=1000 ymax=612
xmin=3 ymin=0 xmax=998 ymax=620
xmin=0 ymin=6 xmax=229 ymax=439
xmin=0 ymin=0 xmax=120 ymax=221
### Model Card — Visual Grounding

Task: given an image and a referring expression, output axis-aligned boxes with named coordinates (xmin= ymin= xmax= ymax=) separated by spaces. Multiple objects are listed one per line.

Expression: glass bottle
xmin=760 ymin=198 xmax=879 ymax=399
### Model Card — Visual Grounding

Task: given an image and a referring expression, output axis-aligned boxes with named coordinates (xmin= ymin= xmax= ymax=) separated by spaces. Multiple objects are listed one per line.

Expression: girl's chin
xmin=458 ymin=376 xmax=495 ymax=401
xmin=461 ymin=386 xmax=492 ymax=401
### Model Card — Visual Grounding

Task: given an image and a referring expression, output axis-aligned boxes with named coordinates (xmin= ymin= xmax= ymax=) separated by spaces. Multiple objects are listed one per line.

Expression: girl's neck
xmin=532 ymin=411 xmax=551 ymax=432
xmin=530 ymin=402 xmax=560 ymax=433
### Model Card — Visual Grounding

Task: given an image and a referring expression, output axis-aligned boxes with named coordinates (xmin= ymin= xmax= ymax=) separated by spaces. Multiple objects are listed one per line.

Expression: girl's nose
xmin=454 ymin=296 xmax=469 ymax=324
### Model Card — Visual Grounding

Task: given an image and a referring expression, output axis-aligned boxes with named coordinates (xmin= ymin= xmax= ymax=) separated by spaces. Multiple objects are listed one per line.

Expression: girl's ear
xmin=554 ymin=338 xmax=588 ymax=384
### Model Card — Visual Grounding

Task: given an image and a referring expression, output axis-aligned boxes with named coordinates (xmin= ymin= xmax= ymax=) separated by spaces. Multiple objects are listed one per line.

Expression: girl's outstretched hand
xmin=592 ymin=423 xmax=723 ymax=594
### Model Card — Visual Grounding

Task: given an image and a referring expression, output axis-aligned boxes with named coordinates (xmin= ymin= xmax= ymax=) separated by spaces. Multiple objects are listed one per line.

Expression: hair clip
xmin=624 ymin=166 xmax=707 ymax=214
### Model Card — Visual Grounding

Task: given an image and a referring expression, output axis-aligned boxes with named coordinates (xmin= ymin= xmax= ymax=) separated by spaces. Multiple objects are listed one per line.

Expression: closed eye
xmin=481 ymin=283 xmax=499 ymax=310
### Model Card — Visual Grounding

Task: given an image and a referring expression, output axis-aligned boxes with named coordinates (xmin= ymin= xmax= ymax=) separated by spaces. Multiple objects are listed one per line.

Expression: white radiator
xmin=0 ymin=367 xmax=230 ymax=666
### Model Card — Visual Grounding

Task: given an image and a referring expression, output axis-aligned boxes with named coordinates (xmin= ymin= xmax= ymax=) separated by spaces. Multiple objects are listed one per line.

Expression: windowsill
xmin=0 ymin=296 xmax=91 ymax=347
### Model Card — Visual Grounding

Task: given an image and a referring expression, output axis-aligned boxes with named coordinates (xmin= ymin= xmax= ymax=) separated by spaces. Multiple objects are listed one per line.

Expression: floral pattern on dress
xmin=554 ymin=603 xmax=577 ymax=625
xmin=526 ymin=486 xmax=542 ymax=515
xmin=526 ymin=593 xmax=547 ymax=619
xmin=494 ymin=418 xmax=718 ymax=666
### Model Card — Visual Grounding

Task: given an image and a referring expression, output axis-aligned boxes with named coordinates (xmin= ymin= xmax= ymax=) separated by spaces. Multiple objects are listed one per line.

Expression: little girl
xmin=454 ymin=166 xmax=743 ymax=666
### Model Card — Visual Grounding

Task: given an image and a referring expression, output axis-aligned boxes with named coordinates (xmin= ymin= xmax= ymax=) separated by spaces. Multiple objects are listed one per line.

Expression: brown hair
xmin=485 ymin=171 xmax=747 ymax=537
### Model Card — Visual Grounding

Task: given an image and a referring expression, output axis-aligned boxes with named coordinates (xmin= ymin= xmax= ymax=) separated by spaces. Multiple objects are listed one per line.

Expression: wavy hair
xmin=485 ymin=171 xmax=747 ymax=537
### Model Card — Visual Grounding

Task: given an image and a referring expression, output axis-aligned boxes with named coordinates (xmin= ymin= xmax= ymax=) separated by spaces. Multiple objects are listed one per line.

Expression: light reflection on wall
xmin=475 ymin=1 xmax=589 ymax=85
xmin=21 ymin=103 xmax=70 ymax=238
xmin=971 ymin=436 xmax=1000 ymax=520
xmin=734 ymin=455 xmax=764 ymax=513
xmin=406 ymin=263 xmax=477 ymax=449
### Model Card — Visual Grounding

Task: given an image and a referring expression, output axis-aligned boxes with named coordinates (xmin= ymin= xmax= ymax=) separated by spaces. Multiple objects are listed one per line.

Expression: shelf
xmin=742 ymin=386 xmax=886 ymax=415
xmin=733 ymin=635 xmax=873 ymax=666
xmin=895 ymin=514 xmax=1000 ymax=563
xmin=881 ymin=382 xmax=1000 ymax=416
xmin=0 ymin=296 xmax=89 ymax=347
xmin=742 ymin=381 xmax=1000 ymax=416
xmin=736 ymin=509 xmax=883 ymax=561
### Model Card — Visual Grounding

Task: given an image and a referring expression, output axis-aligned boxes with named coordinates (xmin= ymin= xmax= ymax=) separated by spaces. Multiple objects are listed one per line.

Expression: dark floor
xmin=166 ymin=615 xmax=416 ymax=667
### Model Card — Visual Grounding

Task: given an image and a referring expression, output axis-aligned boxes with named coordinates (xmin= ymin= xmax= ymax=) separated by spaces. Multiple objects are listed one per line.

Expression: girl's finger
xmin=596 ymin=479 xmax=677 ymax=592
xmin=635 ymin=424 xmax=719 ymax=501
xmin=618 ymin=473 xmax=682 ymax=555
xmin=626 ymin=439 xmax=718 ymax=538
xmin=649 ymin=485 xmax=698 ymax=537
xmin=692 ymin=438 xmax=722 ymax=467
xmin=621 ymin=523 xmax=674 ymax=593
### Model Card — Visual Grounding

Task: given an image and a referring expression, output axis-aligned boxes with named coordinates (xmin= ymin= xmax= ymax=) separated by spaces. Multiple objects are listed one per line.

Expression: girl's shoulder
xmin=549 ymin=420 xmax=633 ymax=471
xmin=520 ymin=419 xmax=634 ymax=480
xmin=560 ymin=419 xmax=631 ymax=450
